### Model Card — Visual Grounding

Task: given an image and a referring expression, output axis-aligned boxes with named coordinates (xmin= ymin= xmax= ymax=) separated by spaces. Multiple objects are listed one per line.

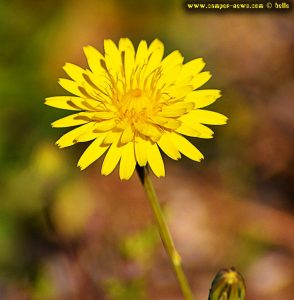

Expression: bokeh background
xmin=0 ymin=0 xmax=294 ymax=299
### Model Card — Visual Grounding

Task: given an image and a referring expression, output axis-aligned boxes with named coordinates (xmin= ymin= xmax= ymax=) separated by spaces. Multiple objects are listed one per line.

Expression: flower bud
xmin=208 ymin=267 xmax=245 ymax=300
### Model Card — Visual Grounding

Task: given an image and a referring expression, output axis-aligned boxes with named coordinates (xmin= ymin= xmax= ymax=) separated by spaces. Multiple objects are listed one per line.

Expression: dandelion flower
xmin=45 ymin=38 xmax=227 ymax=179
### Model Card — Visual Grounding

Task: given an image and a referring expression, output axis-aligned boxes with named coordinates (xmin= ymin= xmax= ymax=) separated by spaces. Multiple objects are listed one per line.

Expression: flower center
xmin=131 ymin=88 xmax=142 ymax=97
xmin=119 ymin=88 xmax=154 ymax=123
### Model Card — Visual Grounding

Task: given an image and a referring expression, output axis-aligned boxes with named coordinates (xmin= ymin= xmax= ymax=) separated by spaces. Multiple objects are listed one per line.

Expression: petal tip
xmin=57 ymin=78 xmax=65 ymax=86
xmin=83 ymin=45 xmax=93 ymax=52
xmin=62 ymin=62 xmax=69 ymax=69
xmin=119 ymin=174 xmax=131 ymax=180
xmin=77 ymin=162 xmax=85 ymax=171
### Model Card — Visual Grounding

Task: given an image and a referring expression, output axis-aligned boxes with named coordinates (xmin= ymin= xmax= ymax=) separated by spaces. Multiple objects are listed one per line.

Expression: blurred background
xmin=0 ymin=0 xmax=293 ymax=299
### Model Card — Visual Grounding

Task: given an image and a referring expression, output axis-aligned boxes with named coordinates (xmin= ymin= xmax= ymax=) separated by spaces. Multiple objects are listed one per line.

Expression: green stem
xmin=137 ymin=166 xmax=194 ymax=300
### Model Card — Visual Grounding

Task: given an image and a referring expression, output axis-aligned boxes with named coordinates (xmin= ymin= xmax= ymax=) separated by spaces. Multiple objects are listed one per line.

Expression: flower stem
xmin=136 ymin=166 xmax=194 ymax=300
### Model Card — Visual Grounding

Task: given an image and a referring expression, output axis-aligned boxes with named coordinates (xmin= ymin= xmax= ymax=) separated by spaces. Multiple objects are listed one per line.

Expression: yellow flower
xmin=45 ymin=38 xmax=227 ymax=180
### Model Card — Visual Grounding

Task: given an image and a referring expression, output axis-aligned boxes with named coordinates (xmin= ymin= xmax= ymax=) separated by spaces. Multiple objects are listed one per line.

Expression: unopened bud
xmin=208 ymin=267 xmax=245 ymax=300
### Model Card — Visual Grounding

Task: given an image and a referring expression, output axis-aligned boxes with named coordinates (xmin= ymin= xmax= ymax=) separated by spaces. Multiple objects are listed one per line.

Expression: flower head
xmin=45 ymin=38 xmax=227 ymax=179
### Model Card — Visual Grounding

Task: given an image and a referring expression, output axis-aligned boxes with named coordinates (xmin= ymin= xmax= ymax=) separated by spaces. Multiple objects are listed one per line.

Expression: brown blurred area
xmin=0 ymin=0 xmax=293 ymax=299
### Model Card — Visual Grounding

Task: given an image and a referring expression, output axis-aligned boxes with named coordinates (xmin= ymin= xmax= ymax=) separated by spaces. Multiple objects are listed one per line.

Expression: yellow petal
xmin=52 ymin=112 xmax=92 ymax=128
xmin=80 ymin=70 xmax=109 ymax=100
xmin=83 ymin=45 xmax=105 ymax=75
xmin=148 ymin=39 xmax=164 ymax=60
xmin=135 ymin=135 xmax=148 ymax=166
xmin=121 ymin=125 xmax=134 ymax=144
xmin=135 ymin=122 xmax=162 ymax=141
xmin=157 ymin=133 xmax=181 ymax=160
xmin=161 ymin=50 xmax=184 ymax=70
xmin=104 ymin=39 xmax=121 ymax=76
xmin=93 ymin=119 xmax=116 ymax=132
xmin=45 ymin=96 xmax=101 ymax=111
xmin=150 ymin=116 xmax=181 ymax=130
xmin=63 ymin=63 xmax=85 ymax=82
xmin=158 ymin=101 xmax=195 ymax=118
xmin=176 ymin=124 xmax=199 ymax=137
xmin=135 ymin=40 xmax=148 ymax=67
xmin=165 ymin=101 xmax=195 ymax=112
xmin=188 ymin=110 xmax=228 ymax=125
xmin=101 ymin=136 xmax=122 ymax=176
xmin=103 ymin=131 xmax=123 ymax=144
xmin=148 ymin=142 xmax=165 ymax=177
xmin=59 ymin=78 xmax=96 ymax=100
xmin=74 ymin=129 xmax=99 ymax=143
xmin=77 ymin=135 xmax=109 ymax=170
xmin=158 ymin=63 xmax=182 ymax=87
xmin=55 ymin=122 xmax=96 ymax=148
xmin=93 ymin=111 xmax=115 ymax=120
xmin=158 ymin=108 xmax=187 ymax=118
xmin=145 ymin=39 xmax=164 ymax=75
xmin=119 ymin=142 xmax=136 ymax=180
xmin=178 ymin=118 xmax=214 ymax=138
xmin=191 ymin=71 xmax=211 ymax=89
xmin=177 ymin=58 xmax=205 ymax=82
xmin=82 ymin=70 xmax=98 ymax=89
xmin=80 ymin=98 xmax=104 ymax=111
xmin=45 ymin=96 xmax=85 ymax=111
xmin=165 ymin=85 xmax=193 ymax=99
xmin=58 ymin=78 xmax=84 ymax=97
xmin=84 ymin=70 xmax=109 ymax=96
xmin=119 ymin=38 xmax=135 ymax=55
xmin=170 ymin=132 xmax=204 ymax=161
xmin=185 ymin=90 xmax=221 ymax=108
xmin=119 ymin=38 xmax=135 ymax=85
xmin=77 ymin=79 xmax=101 ymax=100
xmin=176 ymin=124 xmax=213 ymax=138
